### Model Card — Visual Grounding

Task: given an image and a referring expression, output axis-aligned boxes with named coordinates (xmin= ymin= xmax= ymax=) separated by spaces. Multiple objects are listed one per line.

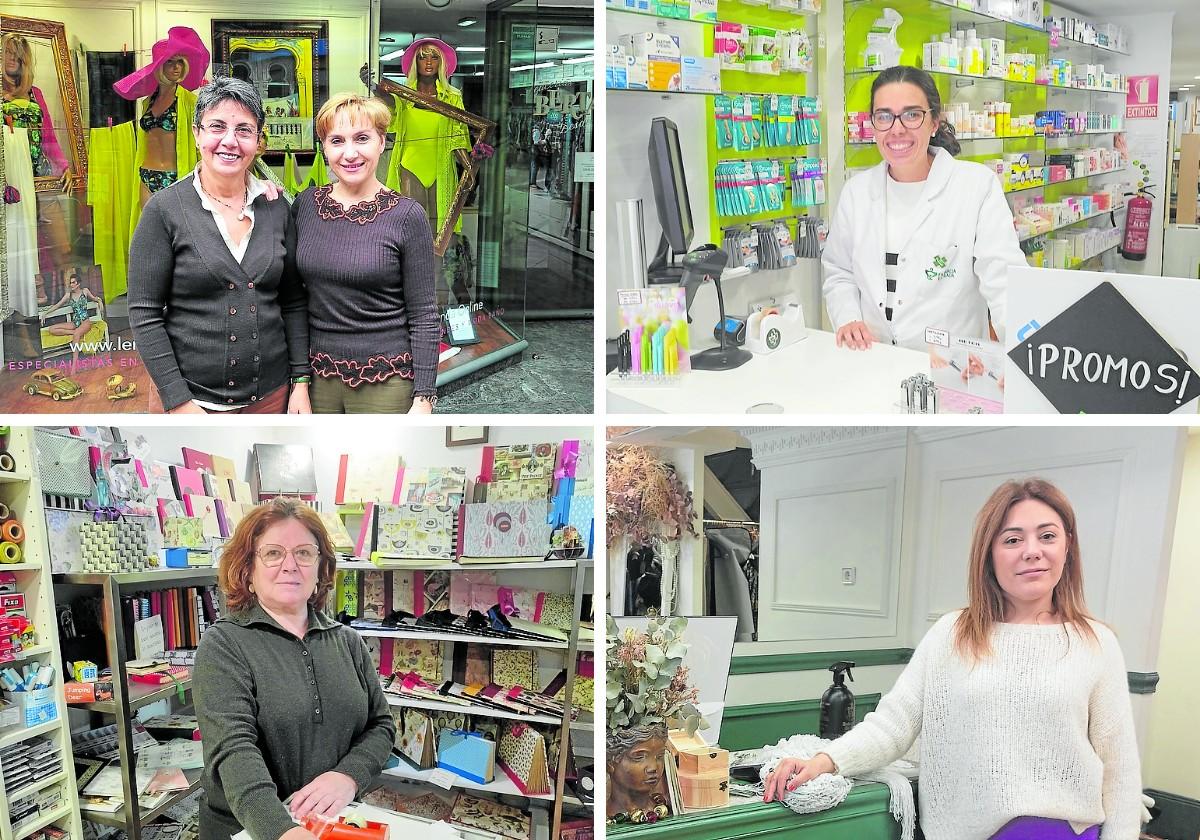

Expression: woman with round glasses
xmin=194 ymin=498 xmax=395 ymax=840
xmin=129 ymin=76 xmax=310 ymax=414
xmin=823 ymin=65 xmax=1026 ymax=352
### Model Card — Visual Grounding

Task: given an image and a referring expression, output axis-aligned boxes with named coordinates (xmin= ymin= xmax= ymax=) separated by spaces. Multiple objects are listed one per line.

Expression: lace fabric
xmin=312 ymin=184 xmax=402 ymax=225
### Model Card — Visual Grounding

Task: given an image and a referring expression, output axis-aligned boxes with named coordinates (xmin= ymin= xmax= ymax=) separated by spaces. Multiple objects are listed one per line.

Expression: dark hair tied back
xmin=869 ymin=64 xmax=960 ymax=157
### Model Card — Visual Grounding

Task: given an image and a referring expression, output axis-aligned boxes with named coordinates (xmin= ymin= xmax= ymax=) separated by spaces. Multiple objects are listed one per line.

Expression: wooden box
xmin=678 ymin=768 xmax=731 ymax=809
xmin=668 ymin=730 xmax=729 ymax=775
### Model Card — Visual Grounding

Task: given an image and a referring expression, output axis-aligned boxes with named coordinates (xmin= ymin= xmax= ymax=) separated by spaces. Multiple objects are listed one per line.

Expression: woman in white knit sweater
xmin=763 ymin=478 xmax=1142 ymax=840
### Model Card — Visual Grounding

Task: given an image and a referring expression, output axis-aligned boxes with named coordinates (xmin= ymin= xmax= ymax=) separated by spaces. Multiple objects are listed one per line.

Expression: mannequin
xmin=1 ymin=32 xmax=69 ymax=177
xmin=384 ymin=38 xmax=474 ymax=304
xmin=114 ymin=27 xmax=208 ymax=206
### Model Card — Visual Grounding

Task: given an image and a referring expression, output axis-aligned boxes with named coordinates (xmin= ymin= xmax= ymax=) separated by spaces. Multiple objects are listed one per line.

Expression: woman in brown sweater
xmin=291 ymin=92 xmax=440 ymax=414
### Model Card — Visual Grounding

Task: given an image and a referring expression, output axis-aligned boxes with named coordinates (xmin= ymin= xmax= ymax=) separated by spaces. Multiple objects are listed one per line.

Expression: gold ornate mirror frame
xmin=376 ymin=78 xmax=496 ymax=257
xmin=1 ymin=14 xmax=88 ymax=192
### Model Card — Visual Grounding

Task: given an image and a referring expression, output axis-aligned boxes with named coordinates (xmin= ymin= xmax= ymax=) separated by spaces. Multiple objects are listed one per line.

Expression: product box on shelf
xmin=682 ymin=56 xmax=721 ymax=93
xmin=618 ymin=32 xmax=682 ymax=91
xmin=64 ymin=678 xmax=114 ymax=704
xmin=2 ymin=687 xmax=57 ymax=727
xmin=606 ymin=45 xmax=629 ymax=89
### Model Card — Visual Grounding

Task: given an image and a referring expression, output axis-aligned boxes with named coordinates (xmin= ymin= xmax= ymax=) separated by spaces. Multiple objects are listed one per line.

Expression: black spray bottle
xmin=819 ymin=661 xmax=856 ymax=739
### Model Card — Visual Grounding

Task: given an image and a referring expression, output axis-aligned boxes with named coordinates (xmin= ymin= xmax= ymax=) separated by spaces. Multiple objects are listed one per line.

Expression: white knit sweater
xmin=822 ymin=611 xmax=1142 ymax=840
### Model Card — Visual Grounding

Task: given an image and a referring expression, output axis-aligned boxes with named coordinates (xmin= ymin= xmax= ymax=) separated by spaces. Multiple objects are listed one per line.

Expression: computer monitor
xmin=647 ymin=116 xmax=695 ymax=284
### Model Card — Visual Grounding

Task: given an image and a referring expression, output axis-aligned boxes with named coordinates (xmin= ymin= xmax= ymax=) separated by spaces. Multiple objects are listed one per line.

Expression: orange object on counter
xmin=301 ymin=816 xmax=388 ymax=840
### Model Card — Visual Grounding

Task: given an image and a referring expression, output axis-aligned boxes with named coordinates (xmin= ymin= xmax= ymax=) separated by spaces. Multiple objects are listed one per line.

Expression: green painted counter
xmin=607 ymin=782 xmax=905 ymax=840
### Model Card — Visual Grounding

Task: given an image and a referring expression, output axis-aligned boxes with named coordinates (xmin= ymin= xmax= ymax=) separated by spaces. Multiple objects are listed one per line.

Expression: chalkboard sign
xmin=1007 ymin=282 xmax=1200 ymax=413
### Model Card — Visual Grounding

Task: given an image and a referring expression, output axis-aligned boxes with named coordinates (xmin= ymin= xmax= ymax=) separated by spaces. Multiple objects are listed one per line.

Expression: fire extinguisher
xmin=1120 ymin=187 xmax=1155 ymax=261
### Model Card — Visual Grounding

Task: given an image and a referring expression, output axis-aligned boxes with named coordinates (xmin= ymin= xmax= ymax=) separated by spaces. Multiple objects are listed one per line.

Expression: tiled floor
xmin=435 ymin=318 xmax=594 ymax=414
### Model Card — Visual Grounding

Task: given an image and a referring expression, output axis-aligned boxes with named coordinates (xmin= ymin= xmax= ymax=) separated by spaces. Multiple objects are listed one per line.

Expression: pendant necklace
xmin=200 ymin=174 xmax=248 ymax=220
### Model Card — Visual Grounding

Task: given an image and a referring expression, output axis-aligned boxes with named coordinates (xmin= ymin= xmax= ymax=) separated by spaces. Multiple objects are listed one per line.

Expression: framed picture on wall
xmin=210 ymin=19 xmax=329 ymax=155
xmin=446 ymin=427 xmax=489 ymax=447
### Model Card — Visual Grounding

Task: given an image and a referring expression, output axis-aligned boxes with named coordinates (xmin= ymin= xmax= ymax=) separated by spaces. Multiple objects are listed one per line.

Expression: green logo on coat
xmin=926 ymin=254 xmax=955 ymax=282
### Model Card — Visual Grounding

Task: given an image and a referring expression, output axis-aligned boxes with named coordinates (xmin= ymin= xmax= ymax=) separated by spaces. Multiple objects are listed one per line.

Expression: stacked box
xmin=79 ymin=520 xmax=149 ymax=573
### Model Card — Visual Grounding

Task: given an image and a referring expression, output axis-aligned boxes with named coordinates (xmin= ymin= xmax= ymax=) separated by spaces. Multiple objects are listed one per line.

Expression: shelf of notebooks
xmin=337 ymin=559 xmax=584 ymax=572
xmin=0 ymin=428 xmax=84 ymax=840
xmin=382 ymin=693 xmax=564 ymax=727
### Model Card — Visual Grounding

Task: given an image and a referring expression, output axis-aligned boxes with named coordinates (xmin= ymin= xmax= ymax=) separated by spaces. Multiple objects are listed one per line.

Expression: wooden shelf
xmin=0 ymin=643 xmax=54 ymax=664
xmin=10 ymin=801 xmax=74 ymax=839
xmin=5 ymin=769 xmax=67 ymax=805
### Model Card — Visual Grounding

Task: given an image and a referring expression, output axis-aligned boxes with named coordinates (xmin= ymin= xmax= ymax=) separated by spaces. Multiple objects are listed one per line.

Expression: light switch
xmin=842 ymin=567 xmax=856 ymax=585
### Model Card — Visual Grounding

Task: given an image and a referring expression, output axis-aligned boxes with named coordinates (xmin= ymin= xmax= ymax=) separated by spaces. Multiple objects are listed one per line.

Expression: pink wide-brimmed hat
xmin=114 ymin=26 xmax=210 ymax=100
xmin=401 ymin=38 xmax=458 ymax=77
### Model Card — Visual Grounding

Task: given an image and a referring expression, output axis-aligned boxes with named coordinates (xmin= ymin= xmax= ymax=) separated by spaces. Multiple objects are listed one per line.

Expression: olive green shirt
xmin=193 ymin=603 xmax=395 ymax=840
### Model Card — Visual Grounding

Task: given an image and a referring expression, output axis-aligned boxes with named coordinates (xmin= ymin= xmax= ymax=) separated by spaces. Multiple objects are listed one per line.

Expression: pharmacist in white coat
xmin=823 ymin=65 xmax=1027 ymax=351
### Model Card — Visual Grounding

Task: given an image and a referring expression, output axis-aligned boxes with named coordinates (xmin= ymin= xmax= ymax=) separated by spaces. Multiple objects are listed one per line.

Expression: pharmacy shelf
xmin=846 ymin=0 xmax=1046 ymax=35
xmin=355 ymin=628 xmax=569 ymax=650
xmin=382 ymin=692 xmax=562 ymax=726
xmin=605 ymin=5 xmax=717 ymax=25
xmin=1004 ymin=165 xmax=1127 ymax=195
xmin=1018 ymin=203 xmax=1126 ymax=243
xmin=1064 ymin=241 xmax=1121 ymax=267
xmin=846 ymin=67 xmax=1128 ymax=97
xmin=1052 ymin=33 xmax=1129 ymax=57
xmin=850 ymin=129 xmax=1121 ymax=146
xmin=607 ymin=86 xmax=717 ymax=97
xmin=382 ymin=761 xmax=582 ymax=806
xmin=0 ymin=719 xmax=59 ymax=751
xmin=337 ymin=559 xmax=580 ymax=572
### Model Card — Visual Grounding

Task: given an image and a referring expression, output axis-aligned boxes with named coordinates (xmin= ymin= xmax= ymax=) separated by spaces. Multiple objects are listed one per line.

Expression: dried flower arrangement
xmin=606 ymin=445 xmax=698 ymax=547
xmin=606 ymin=615 xmax=705 ymax=734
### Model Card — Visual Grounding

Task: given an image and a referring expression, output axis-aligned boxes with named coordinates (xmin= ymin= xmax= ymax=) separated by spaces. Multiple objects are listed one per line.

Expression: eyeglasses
xmin=199 ymin=121 xmax=259 ymax=142
xmin=256 ymin=544 xmax=321 ymax=567
xmin=871 ymin=108 xmax=933 ymax=131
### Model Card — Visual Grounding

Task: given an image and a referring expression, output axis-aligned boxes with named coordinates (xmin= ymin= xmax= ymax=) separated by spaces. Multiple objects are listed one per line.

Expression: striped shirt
xmin=884 ymin=175 xmax=927 ymax=332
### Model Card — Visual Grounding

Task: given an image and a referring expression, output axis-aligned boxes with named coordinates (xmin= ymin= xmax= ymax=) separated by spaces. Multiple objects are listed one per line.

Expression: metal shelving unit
xmin=346 ymin=556 xmax=594 ymax=840
xmin=0 ymin=429 xmax=83 ymax=840
xmin=54 ymin=569 xmax=218 ymax=839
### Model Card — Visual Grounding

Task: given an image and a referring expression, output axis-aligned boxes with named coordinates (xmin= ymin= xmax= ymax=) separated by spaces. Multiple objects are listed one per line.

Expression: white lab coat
xmin=822 ymin=146 xmax=1026 ymax=350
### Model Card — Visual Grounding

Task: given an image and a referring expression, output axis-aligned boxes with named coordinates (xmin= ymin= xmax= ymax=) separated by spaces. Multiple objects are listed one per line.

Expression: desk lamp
xmin=680 ymin=245 xmax=753 ymax=371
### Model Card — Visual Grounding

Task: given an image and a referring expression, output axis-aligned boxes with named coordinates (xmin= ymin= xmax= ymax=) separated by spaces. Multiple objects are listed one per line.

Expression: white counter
xmin=606 ymin=329 xmax=930 ymax=414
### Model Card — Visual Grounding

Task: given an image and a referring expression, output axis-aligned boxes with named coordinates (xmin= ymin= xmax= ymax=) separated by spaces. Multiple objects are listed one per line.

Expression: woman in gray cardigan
xmin=194 ymin=498 xmax=395 ymax=840
xmin=128 ymin=77 xmax=310 ymax=413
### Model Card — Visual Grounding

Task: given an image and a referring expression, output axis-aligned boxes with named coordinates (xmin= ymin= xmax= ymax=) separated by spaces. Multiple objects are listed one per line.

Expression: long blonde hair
xmin=406 ymin=43 xmax=460 ymax=96
xmin=953 ymin=478 xmax=1098 ymax=660
xmin=152 ymin=55 xmax=190 ymax=90
xmin=2 ymin=34 xmax=34 ymax=100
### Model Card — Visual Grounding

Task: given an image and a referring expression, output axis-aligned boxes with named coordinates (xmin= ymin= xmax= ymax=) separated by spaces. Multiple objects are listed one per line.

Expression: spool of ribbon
xmin=0 ymin=451 xmax=15 ymax=471
xmin=0 ymin=502 xmax=10 ymax=521
xmin=1 ymin=519 xmax=22 ymax=544
xmin=0 ymin=541 xmax=22 ymax=564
